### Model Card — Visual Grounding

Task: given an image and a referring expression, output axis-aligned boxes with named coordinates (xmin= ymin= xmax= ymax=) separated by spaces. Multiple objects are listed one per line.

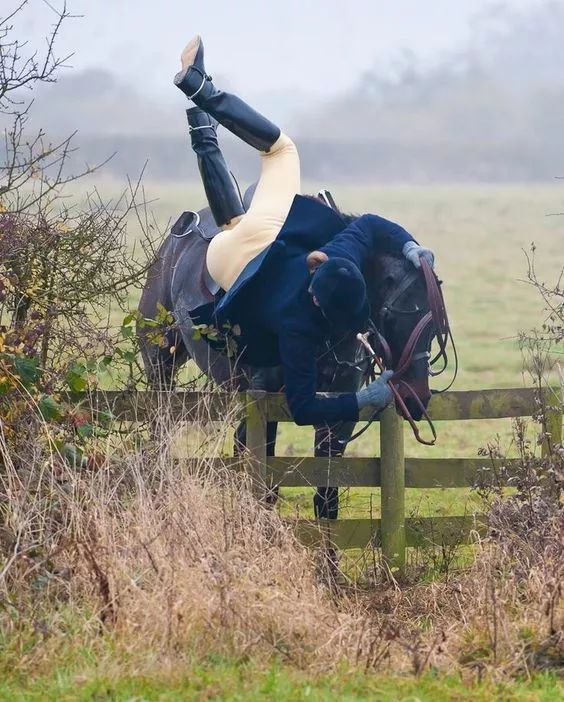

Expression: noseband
xmin=359 ymin=258 xmax=457 ymax=445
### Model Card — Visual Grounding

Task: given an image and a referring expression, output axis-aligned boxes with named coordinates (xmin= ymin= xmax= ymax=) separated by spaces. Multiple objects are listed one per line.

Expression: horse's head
xmin=367 ymin=254 xmax=434 ymax=420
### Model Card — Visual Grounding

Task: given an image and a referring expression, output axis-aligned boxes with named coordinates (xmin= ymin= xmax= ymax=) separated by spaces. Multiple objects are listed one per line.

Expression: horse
xmin=138 ymin=185 xmax=437 ymax=519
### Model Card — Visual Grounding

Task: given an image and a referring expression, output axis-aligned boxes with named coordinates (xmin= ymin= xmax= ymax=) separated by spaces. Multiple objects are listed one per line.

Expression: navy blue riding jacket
xmin=191 ymin=195 xmax=414 ymax=426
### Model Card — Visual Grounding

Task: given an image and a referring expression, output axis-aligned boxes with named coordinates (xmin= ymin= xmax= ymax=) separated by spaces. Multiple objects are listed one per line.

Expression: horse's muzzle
xmin=396 ymin=378 xmax=432 ymax=422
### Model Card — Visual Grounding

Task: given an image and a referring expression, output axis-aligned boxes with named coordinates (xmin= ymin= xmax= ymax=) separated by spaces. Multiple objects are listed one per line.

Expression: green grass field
xmin=123 ymin=180 xmax=562 ymax=521
xmin=5 ymin=180 xmax=563 ymax=701
xmin=1 ymin=658 xmax=562 ymax=701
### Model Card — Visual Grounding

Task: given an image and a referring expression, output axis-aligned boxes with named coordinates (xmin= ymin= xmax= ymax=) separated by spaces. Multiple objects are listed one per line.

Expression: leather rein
xmin=357 ymin=258 xmax=457 ymax=446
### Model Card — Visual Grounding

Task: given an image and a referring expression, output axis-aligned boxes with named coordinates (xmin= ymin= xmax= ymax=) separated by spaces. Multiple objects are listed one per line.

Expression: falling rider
xmin=174 ymin=36 xmax=435 ymax=426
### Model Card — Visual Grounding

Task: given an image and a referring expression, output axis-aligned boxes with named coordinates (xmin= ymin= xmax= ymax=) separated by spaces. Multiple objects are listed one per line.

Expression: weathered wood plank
xmin=294 ymin=517 xmax=382 ymax=549
xmin=293 ymin=515 xmax=487 ymax=549
xmin=380 ymin=405 xmax=406 ymax=572
xmin=541 ymin=387 xmax=563 ymax=457
xmin=267 ymin=456 xmax=381 ymax=487
xmin=405 ymin=458 xmax=521 ymax=488
xmin=265 ymin=456 xmax=519 ymax=488
xmin=77 ymin=387 xmax=539 ymax=423
xmin=64 ymin=390 xmax=241 ymax=422
xmin=181 ymin=457 xmax=244 ymax=472
xmin=425 ymin=388 xmax=538 ymax=421
xmin=266 ymin=388 xmax=538 ymax=422
xmin=245 ymin=391 xmax=268 ymax=496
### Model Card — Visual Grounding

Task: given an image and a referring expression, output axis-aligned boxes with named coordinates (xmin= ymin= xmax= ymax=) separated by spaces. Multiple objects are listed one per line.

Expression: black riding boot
xmin=187 ymin=107 xmax=245 ymax=228
xmin=175 ymin=36 xmax=280 ymax=152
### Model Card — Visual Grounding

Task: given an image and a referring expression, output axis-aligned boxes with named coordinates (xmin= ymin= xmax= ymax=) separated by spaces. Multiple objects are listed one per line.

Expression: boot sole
xmin=180 ymin=35 xmax=201 ymax=72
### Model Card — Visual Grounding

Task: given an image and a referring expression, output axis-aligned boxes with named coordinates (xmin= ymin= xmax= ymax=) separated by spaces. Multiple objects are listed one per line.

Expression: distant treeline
xmin=66 ymin=132 xmax=562 ymax=183
xmin=4 ymin=1 xmax=564 ymax=183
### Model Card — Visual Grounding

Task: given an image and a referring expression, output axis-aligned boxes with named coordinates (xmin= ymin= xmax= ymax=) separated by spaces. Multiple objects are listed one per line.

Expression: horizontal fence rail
xmin=78 ymin=386 xmax=548 ymax=423
xmin=187 ymin=456 xmax=522 ymax=488
xmin=79 ymin=386 xmax=563 ymax=571
xmin=294 ymin=515 xmax=487 ymax=550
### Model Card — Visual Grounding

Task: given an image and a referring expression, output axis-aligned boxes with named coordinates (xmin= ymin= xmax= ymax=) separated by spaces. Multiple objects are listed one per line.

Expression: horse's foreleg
xmin=313 ymin=421 xmax=356 ymax=519
xmin=313 ymin=333 xmax=364 ymax=521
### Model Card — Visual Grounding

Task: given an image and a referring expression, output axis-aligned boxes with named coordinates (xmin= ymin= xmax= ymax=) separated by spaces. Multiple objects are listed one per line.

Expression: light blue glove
xmin=356 ymin=370 xmax=394 ymax=410
xmin=403 ymin=241 xmax=435 ymax=269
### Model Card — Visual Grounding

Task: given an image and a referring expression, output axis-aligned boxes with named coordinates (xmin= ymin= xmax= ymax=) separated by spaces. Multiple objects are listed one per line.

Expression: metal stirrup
xmin=185 ymin=66 xmax=210 ymax=100
xmin=172 ymin=210 xmax=204 ymax=239
xmin=188 ymin=124 xmax=216 ymax=133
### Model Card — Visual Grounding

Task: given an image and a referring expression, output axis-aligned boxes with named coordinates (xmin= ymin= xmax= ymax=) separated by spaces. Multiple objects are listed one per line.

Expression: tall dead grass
xmin=0 ymin=391 xmax=562 ymax=680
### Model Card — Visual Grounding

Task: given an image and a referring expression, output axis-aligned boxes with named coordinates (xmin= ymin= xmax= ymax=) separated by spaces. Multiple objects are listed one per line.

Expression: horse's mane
xmin=339 ymin=212 xmax=357 ymax=226
xmin=303 ymin=194 xmax=357 ymax=227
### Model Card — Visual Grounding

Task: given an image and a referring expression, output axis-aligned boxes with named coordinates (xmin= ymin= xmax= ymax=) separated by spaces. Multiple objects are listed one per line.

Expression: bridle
xmin=361 ymin=257 xmax=457 ymax=445
xmin=326 ymin=258 xmax=457 ymax=445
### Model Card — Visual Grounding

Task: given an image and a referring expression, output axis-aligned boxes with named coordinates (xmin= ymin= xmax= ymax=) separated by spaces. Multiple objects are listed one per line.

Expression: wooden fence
xmin=90 ymin=386 xmax=563 ymax=573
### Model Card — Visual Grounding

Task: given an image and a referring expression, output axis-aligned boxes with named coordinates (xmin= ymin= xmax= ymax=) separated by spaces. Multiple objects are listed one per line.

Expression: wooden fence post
xmin=245 ymin=390 xmax=268 ymax=497
xmin=380 ymin=404 xmax=406 ymax=576
xmin=541 ymin=387 xmax=563 ymax=458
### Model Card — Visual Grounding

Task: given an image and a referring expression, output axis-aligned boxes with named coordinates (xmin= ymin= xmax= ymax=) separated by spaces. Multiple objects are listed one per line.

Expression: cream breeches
xmin=206 ymin=132 xmax=300 ymax=291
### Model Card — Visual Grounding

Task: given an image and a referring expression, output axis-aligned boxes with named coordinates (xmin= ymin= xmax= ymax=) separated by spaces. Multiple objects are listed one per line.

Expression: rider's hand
xmin=403 ymin=241 xmax=435 ymax=269
xmin=356 ymin=370 xmax=394 ymax=410
xmin=306 ymin=250 xmax=328 ymax=273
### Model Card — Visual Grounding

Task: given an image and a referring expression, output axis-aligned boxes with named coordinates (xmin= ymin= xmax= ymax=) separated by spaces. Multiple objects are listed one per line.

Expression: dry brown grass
xmin=0 ymin=391 xmax=562 ymax=682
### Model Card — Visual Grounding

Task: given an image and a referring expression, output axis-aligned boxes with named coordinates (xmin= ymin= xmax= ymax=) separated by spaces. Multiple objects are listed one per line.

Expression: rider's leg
xmin=175 ymin=36 xmax=300 ymax=290
xmin=175 ymin=35 xmax=280 ymax=151
xmin=187 ymin=107 xmax=244 ymax=228
xmin=206 ymin=133 xmax=300 ymax=290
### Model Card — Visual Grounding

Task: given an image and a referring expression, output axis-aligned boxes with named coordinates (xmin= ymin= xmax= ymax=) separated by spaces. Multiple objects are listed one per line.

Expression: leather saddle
xmin=171 ymin=183 xmax=257 ymax=298
xmin=170 ymin=186 xmax=338 ymax=301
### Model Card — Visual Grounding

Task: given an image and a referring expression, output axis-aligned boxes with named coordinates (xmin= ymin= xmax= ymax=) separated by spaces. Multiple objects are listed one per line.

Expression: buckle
xmin=171 ymin=210 xmax=204 ymax=238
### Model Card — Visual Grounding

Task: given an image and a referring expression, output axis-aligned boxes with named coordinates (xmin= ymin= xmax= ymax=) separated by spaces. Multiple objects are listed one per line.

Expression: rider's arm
xmin=319 ymin=214 xmax=416 ymax=269
xmin=278 ymin=327 xmax=359 ymax=426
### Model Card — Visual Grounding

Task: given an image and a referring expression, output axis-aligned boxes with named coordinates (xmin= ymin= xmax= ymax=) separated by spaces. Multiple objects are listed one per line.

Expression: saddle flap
xmin=170 ymin=207 xmax=222 ymax=303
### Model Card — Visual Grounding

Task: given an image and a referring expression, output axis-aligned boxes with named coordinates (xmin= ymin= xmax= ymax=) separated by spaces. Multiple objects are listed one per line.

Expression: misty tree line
xmin=4 ymin=0 xmax=564 ymax=183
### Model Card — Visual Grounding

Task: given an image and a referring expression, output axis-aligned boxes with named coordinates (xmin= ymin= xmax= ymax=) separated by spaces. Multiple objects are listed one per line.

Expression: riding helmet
xmin=310 ymin=257 xmax=370 ymax=331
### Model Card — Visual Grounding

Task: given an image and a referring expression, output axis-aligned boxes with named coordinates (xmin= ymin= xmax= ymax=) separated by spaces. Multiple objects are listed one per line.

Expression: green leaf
xmin=77 ymin=423 xmax=94 ymax=439
xmin=121 ymin=351 xmax=137 ymax=363
xmin=122 ymin=312 xmax=136 ymax=326
xmin=66 ymin=364 xmax=88 ymax=393
xmin=121 ymin=325 xmax=134 ymax=339
xmin=155 ymin=303 xmax=173 ymax=325
xmin=39 ymin=395 xmax=63 ymax=421
xmin=14 ymin=356 xmax=40 ymax=387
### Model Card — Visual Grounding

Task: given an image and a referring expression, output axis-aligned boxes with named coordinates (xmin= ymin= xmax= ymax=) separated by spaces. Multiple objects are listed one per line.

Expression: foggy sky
xmin=14 ymin=0 xmax=543 ymax=107
xmin=7 ymin=0 xmax=563 ymax=184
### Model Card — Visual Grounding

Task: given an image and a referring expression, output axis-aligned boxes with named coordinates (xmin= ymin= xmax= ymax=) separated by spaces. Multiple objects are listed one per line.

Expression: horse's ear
xmin=307 ymin=250 xmax=328 ymax=273
xmin=317 ymin=189 xmax=338 ymax=211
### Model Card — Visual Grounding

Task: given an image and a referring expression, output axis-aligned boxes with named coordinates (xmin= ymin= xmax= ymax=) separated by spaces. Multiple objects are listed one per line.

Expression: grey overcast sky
xmin=14 ymin=0 xmax=544 ymax=105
